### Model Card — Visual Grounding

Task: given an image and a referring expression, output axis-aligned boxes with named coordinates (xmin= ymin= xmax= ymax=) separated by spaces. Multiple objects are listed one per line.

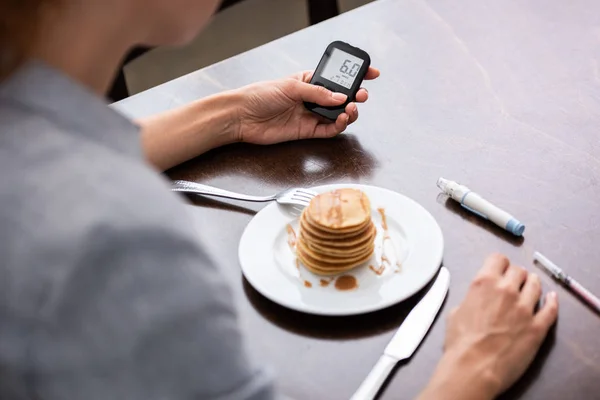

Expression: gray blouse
xmin=0 ymin=62 xmax=274 ymax=400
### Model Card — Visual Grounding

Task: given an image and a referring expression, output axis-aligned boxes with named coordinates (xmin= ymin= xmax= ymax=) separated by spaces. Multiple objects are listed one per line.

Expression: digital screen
xmin=320 ymin=48 xmax=364 ymax=89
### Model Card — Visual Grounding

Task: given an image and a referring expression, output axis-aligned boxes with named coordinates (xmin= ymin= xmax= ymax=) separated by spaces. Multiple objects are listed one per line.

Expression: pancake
xmin=296 ymin=188 xmax=376 ymax=276
xmin=302 ymin=237 xmax=373 ymax=257
xmin=297 ymin=240 xmax=374 ymax=265
xmin=304 ymin=211 xmax=372 ymax=235
xmin=299 ymin=222 xmax=376 ymax=249
xmin=300 ymin=219 xmax=376 ymax=248
xmin=298 ymin=245 xmax=374 ymax=276
xmin=301 ymin=212 xmax=372 ymax=240
xmin=305 ymin=188 xmax=371 ymax=230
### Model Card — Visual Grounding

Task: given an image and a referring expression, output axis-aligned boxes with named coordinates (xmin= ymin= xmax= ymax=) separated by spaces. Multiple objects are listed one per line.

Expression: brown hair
xmin=0 ymin=0 xmax=50 ymax=81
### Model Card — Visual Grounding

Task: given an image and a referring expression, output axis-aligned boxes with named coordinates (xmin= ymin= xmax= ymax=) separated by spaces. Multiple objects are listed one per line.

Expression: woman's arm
xmin=139 ymin=91 xmax=243 ymax=171
xmin=417 ymin=351 xmax=498 ymax=400
xmin=138 ymin=67 xmax=380 ymax=171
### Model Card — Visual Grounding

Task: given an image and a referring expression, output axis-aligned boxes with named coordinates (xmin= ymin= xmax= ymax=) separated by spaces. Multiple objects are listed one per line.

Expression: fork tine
xmin=292 ymin=192 xmax=314 ymax=201
xmin=296 ymin=189 xmax=318 ymax=197
xmin=290 ymin=198 xmax=311 ymax=206
xmin=291 ymin=194 xmax=311 ymax=202
xmin=291 ymin=197 xmax=313 ymax=206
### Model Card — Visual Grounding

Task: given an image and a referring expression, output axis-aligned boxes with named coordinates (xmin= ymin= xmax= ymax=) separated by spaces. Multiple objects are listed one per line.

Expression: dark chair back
xmin=109 ymin=0 xmax=340 ymax=101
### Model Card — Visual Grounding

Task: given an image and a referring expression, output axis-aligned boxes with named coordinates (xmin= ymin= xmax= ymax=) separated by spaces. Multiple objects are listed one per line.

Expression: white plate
xmin=238 ymin=184 xmax=444 ymax=316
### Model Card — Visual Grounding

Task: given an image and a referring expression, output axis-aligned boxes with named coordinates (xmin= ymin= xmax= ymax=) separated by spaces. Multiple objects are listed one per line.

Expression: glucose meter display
xmin=320 ymin=48 xmax=364 ymax=89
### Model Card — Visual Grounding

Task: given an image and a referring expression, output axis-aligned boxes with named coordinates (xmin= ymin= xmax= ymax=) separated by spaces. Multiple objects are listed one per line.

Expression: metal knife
xmin=350 ymin=267 xmax=451 ymax=400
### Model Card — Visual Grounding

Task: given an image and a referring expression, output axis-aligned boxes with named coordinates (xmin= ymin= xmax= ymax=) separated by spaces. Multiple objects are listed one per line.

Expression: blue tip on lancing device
xmin=437 ymin=177 xmax=525 ymax=237
xmin=506 ymin=219 xmax=525 ymax=236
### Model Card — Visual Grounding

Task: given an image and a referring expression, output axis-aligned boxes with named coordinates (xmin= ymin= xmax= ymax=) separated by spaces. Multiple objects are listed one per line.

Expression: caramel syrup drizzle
xmin=369 ymin=208 xmax=402 ymax=275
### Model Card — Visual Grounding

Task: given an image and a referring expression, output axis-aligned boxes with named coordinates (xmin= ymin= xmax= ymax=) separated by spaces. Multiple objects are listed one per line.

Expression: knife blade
xmin=350 ymin=267 xmax=450 ymax=400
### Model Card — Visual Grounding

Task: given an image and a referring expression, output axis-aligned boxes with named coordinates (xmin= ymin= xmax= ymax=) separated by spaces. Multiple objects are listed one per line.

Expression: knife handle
xmin=350 ymin=354 xmax=397 ymax=400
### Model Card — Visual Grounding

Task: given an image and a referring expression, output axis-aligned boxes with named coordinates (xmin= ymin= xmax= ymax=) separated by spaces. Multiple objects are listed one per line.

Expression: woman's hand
xmin=234 ymin=67 xmax=380 ymax=145
xmin=418 ymin=254 xmax=559 ymax=400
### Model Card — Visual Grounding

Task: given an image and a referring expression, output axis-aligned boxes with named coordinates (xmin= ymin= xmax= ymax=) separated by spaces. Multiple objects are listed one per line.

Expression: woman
xmin=0 ymin=1 xmax=558 ymax=399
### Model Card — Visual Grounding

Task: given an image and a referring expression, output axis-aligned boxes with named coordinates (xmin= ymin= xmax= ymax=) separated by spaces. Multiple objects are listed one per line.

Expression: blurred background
xmin=123 ymin=0 xmax=374 ymax=96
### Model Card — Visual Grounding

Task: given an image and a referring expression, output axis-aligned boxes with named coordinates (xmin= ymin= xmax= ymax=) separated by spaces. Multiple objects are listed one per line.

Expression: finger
xmin=532 ymin=292 xmax=558 ymax=340
xmin=365 ymin=67 xmax=380 ymax=80
xmin=293 ymin=81 xmax=347 ymax=105
xmin=477 ymin=253 xmax=510 ymax=279
xmin=503 ymin=265 xmax=528 ymax=291
xmin=520 ymin=273 xmax=542 ymax=310
xmin=300 ymin=70 xmax=314 ymax=83
xmin=345 ymin=103 xmax=359 ymax=124
xmin=313 ymin=113 xmax=349 ymax=138
xmin=315 ymin=115 xmax=333 ymax=125
xmin=355 ymin=88 xmax=369 ymax=103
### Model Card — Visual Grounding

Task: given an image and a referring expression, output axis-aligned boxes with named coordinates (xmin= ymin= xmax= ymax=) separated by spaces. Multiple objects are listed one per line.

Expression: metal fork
xmin=171 ymin=180 xmax=317 ymax=207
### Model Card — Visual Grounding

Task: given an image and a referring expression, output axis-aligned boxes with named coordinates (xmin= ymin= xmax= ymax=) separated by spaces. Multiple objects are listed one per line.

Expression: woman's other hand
xmin=418 ymin=254 xmax=559 ymax=400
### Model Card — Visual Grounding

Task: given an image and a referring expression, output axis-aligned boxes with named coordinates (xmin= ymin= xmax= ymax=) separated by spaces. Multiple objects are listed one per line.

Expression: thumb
xmin=291 ymin=81 xmax=348 ymax=106
xmin=532 ymin=291 xmax=558 ymax=342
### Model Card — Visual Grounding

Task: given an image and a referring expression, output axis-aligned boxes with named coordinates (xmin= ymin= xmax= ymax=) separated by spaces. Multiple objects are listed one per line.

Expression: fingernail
xmin=345 ymin=115 xmax=350 ymax=123
xmin=548 ymin=292 xmax=557 ymax=300
xmin=332 ymin=92 xmax=347 ymax=101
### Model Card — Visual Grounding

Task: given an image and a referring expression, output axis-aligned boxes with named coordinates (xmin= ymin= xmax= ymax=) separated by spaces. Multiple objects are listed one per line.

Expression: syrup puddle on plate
xmin=320 ymin=278 xmax=334 ymax=287
xmin=334 ymin=275 xmax=359 ymax=291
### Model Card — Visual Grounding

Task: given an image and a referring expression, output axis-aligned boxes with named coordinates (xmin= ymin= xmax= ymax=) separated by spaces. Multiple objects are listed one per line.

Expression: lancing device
xmin=437 ymin=177 xmax=525 ymax=236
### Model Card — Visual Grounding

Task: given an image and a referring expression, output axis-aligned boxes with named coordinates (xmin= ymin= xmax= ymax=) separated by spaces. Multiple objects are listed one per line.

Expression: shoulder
xmin=0 ymin=99 xmax=186 ymax=234
xmin=0 ymin=101 xmax=208 ymax=312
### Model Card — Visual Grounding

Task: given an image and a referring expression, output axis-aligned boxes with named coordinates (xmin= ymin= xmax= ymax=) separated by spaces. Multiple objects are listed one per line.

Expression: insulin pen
xmin=437 ymin=177 xmax=525 ymax=236
xmin=534 ymin=251 xmax=600 ymax=314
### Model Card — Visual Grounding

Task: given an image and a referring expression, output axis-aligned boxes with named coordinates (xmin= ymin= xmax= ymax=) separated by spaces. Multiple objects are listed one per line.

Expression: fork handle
xmin=171 ymin=180 xmax=274 ymax=203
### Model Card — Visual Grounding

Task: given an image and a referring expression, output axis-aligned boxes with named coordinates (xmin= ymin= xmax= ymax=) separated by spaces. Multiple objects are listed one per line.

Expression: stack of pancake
xmin=297 ymin=188 xmax=376 ymax=275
